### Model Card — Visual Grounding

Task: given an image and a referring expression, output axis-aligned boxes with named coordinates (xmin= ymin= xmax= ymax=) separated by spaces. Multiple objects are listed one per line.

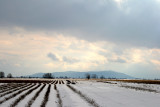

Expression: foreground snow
xmin=58 ymin=84 xmax=91 ymax=107
xmin=0 ymin=80 xmax=160 ymax=107
xmin=71 ymin=81 xmax=160 ymax=107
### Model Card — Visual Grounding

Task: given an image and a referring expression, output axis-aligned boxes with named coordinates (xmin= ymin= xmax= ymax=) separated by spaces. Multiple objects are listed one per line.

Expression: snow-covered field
xmin=0 ymin=79 xmax=160 ymax=107
xmin=71 ymin=81 xmax=160 ymax=107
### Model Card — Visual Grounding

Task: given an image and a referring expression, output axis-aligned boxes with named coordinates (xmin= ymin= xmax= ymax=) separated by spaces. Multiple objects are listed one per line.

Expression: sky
xmin=0 ymin=0 xmax=160 ymax=78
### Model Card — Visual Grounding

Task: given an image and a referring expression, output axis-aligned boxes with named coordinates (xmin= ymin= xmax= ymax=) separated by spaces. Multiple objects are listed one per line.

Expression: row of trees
xmin=43 ymin=73 xmax=54 ymax=78
xmin=0 ymin=71 xmax=105 ymax=79
xmin=0 ymin=71 xmax=13 ymax=78
xmin=85 ymin=73 xmax=105 ymax=79
xmin=42 ymin=73 xmax=105 ymax=79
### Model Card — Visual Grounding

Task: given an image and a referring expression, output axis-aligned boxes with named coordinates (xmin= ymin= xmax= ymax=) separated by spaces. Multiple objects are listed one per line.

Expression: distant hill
xmin=27 ymin=71 xmax=134 ymax=79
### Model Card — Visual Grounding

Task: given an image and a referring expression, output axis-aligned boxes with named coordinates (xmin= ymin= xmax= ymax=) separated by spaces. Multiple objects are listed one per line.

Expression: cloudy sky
xmin=0 ymin=0 xmax=160 ymax=78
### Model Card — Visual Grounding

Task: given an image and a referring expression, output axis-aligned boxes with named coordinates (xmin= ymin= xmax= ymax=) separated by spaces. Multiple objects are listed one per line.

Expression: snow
xmin=0 ymin=84 xmax=38 ymax=107
xmin=0 ymin=83 xmax=7 ymax=86
xmin=71 ymin=81 xmax=160 ymax=107
xmin=114 ymin=81 xmax=160 ymax=92
xmin=31 ymin=84 xmax=48 ymax=107
xmin=0 ymin=80 xmax=160 ymax=107
xmin=17 ymin=84 xmax=43 ymax=107
xmin=46 ymin=85 xmax=58 ymax=107
xmin=0 ymin=83 xmax=29 ymax=98
xmin=0 ymin=83 xmax=33 ymax=101
xmin=57 ymin=84 xmax=92 ymax=107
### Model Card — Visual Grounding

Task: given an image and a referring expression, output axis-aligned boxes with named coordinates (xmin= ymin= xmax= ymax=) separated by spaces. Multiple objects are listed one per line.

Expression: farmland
xmin=0 ymin=79 xmax=160 ymax=107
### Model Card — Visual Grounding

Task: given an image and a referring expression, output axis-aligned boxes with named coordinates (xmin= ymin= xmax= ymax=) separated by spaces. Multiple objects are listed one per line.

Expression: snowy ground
xmin=105 ymin=81 xmax=160 ymax=92
xmin=0 ymin=80 xmax=160 ymax=107
xmin=71 ymin=81 xmax=160 ymax=107
xmin=58 ymin=84 xmax=92 ymax=107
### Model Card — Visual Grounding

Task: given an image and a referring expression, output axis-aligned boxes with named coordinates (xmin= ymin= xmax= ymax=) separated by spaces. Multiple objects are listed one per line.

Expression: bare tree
xmin=85 ymin=73 xmax=90 ymax=79
xmin=7 ymin=73 xmax=13 ymax=78
xmin=100 ymin=75 xmax=105 ymax=79
xmin=43 ymin=73 xmax=54 ymax=79
xmin=0 ymin=71 xmax=5 ymax=78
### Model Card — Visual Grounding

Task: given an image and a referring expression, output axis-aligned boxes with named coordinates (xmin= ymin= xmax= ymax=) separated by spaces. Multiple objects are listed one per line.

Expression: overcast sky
xmin=0 ymin=0 xmax=160 ymax=78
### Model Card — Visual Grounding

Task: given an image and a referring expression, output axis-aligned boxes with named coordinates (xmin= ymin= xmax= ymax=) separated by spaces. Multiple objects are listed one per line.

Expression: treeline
xmin=85 ymin=73 xmax=105 ymax=79
xmin=0 ymin=71 xmax=129 ymax=79
xmin=0 ymin=71 xmax=13 ymax=78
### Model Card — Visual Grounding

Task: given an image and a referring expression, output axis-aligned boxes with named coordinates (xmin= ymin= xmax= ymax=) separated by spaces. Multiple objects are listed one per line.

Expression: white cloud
xmin=0 ymin=27 xmax=160 ymax=78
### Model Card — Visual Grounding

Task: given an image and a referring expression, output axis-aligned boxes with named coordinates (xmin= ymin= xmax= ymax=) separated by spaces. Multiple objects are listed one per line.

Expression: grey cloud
xmin=110 ymin=58 xmax=127 ymax=63
xmin=47 ymin=53 xmax=59 ymax=61
xmin=47 ymin=53 xmax=79 ymax=63
xmin=98 ymin=50 xmax=127 ymax=63
xmin=63 ymin=56 xmax=79 ymax=64
xmin=0 ymin=0 xmax=160 ymax=48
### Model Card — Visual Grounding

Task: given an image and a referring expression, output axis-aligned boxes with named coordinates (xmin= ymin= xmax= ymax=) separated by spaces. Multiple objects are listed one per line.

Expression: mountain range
xmin=27 ymin=71 xmax=134 ymax=79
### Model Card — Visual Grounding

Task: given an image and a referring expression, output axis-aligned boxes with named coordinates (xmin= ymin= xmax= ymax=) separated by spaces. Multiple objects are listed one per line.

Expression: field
xmin=0 ymin=79 xmax=160 ymax=107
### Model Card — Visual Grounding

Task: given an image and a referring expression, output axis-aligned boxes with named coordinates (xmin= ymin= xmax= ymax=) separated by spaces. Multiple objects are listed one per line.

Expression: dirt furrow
xmin=40 ymin=84 xmax=51 ymax=107
xmin=67 ymin=85 xmax=100 ymax=107
xmin=0 ymin=83 xmax=36 ymax=105
xmin=26 ymin=84 xmax=46 ymax=107
xmin=10 ymin=84 xmax=41 ymax=107
xmin=0 ymin=83 xmax=31 ymax=97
